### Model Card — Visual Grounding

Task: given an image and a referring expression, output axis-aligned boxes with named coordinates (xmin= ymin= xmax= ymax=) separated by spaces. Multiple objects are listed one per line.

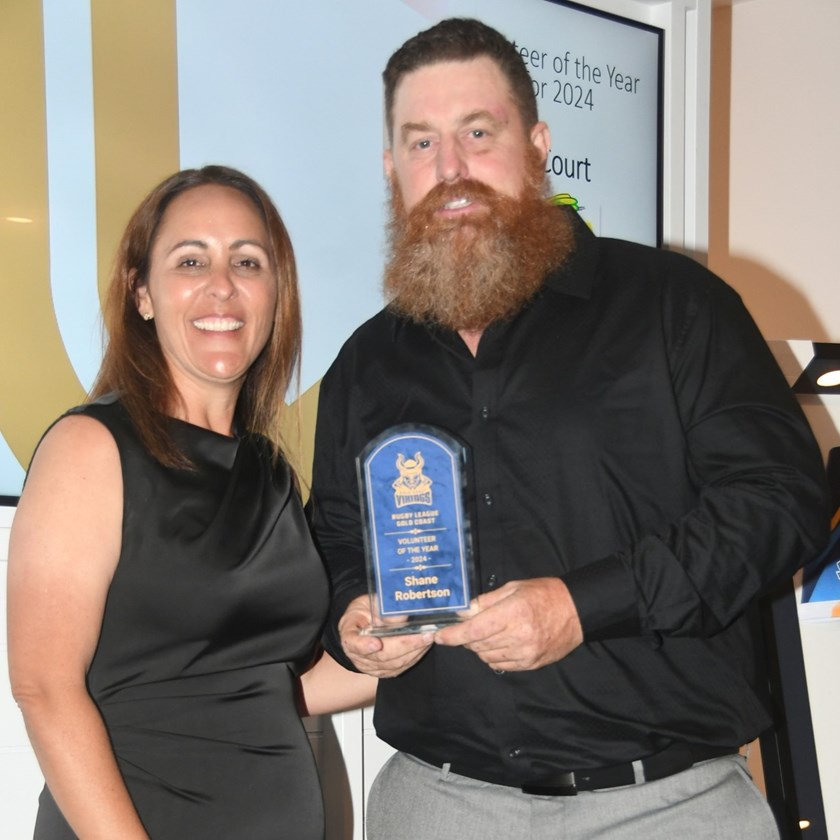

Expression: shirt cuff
xmin=562 ymin=556 xmax=642 ymax=641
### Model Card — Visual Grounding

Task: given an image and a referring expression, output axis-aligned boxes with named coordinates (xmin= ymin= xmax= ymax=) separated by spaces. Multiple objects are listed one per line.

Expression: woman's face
xmin=136 ymin=184 xmax=278 ymax=402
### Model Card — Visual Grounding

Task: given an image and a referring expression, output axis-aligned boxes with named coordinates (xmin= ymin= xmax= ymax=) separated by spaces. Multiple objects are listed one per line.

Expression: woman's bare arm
xmin=7 ymin=415 xmax=150 ymax=839
xmin=298 ymin=649 xmax=377 ymax=717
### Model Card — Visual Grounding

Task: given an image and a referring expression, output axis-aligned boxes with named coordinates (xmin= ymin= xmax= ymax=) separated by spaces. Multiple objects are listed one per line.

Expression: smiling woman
xmin=6 ymin=165 xmax=376 ymax=840
xmin=134 ymin=184 xmax=279 ymax=430
xmin=91 ymin=167 xmax=300 ymax=468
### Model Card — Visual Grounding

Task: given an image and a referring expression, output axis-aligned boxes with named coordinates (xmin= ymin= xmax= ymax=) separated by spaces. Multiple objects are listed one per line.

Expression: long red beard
xmin=384 ymin=162 xmax=575 ymax=332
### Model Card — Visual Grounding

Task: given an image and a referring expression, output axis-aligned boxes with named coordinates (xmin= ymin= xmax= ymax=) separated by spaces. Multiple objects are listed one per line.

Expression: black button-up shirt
xmin=310 ymin=209 xmax=829 ymax=785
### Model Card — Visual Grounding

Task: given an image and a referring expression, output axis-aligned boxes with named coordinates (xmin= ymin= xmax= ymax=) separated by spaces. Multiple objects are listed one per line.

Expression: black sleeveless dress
xmin=33 ymin=395 xmax=330 ymax=839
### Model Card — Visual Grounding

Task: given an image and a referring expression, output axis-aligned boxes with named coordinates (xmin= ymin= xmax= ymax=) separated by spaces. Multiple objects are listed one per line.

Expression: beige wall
xmin=711 ymin=1 xmax=840 ymax=836
xmin=710 ymin=0 xmax=840 ymax=343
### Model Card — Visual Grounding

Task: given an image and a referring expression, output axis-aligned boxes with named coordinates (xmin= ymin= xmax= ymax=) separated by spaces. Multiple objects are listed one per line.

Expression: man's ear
xmin=384 ymin=148 xmax=394 ymax=180
xmin=530 ymin=121 xmax=551 ymax=164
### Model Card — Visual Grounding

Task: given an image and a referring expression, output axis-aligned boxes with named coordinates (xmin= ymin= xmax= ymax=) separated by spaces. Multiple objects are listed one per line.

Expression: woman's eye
xmin=178 ymin=257 xmax=202 ymax=268
xmin=236 ymin=258 xmax=262 ymax=270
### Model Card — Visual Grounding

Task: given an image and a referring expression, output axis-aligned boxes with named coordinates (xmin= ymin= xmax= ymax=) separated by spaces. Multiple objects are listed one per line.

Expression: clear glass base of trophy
xmin=360 ymin=614 xmax=464 ymax=637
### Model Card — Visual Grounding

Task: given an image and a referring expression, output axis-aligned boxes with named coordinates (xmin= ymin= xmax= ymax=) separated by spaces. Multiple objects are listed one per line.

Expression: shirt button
xmin=483 ymin=493 xmax=493 ymax=506
xmin=480 ymin=406 xmax=490 ymax=420
xmin=486 ymin=574 xmax=497 ymax=588
xmin=509 ymin=748 xmax=522 ymax=759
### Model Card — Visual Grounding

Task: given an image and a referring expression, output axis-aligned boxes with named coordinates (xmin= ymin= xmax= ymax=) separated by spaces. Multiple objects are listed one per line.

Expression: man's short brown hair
xmin=383 ymin=18 xmax=538 ymax=144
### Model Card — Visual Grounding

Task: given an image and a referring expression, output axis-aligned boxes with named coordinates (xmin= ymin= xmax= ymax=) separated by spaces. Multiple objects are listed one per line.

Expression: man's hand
xmin=338 ymin=594 xmax=434 ymax=678
xmin=434 ymin=578 xmax=583 ymax=671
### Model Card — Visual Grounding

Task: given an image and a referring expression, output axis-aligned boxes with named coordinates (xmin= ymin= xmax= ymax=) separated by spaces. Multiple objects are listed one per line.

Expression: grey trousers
xmin=366 ymin=751 xmax=780 ymax=840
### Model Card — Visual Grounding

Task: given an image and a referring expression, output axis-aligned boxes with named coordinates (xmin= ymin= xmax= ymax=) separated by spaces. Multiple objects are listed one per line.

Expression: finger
xmin=350 ymin=639 xmax=433 ymax=678
xmin=433 ymin=621 xmax=473 ymax=647
xmin=435 ymin=606 xmax=510 ymax=647
xmin=352 ymin=631 xmax=432 ymax=664
xmin=477 ymin=651 xmax=526 ymax=672
xmin=343 ymin=631 xmax=385 ymax=657
xmin=472 ymin=584 xmax=517 ymax=610
xmin=377 ymin=633 xmax=434 ymax=660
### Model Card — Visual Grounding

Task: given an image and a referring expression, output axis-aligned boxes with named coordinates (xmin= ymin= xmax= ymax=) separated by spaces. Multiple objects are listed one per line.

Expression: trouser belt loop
xmin=631 ymin=759 xmax=646 ymax=785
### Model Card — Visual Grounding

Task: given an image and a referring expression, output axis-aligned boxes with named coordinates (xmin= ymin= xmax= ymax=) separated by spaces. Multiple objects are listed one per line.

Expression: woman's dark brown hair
xmin=91 ymin=165 xmax=301 ymax=467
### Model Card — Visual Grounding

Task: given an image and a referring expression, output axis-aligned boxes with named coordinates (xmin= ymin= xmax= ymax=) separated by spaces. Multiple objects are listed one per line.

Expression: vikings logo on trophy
xmin=393 ymin=452 xmax=433 ymax=508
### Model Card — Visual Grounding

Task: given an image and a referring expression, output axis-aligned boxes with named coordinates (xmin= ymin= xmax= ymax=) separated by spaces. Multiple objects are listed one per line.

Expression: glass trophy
xmin=357 ymin=424 xmax=477 ymax=636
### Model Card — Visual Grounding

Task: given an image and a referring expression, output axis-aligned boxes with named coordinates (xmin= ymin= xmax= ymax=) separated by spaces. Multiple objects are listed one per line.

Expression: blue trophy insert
xmin=357 ymin=424 xmax=477 ymax=635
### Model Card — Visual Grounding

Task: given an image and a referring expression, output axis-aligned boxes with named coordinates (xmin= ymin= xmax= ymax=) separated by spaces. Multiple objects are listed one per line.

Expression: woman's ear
xmin=133 ymin=272 xmax=154 ymax=320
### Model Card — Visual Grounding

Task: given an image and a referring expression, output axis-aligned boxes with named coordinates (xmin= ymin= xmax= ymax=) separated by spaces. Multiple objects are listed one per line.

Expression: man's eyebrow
xmin=400 ymin=121 xmax=434 ymax=142
xmin=399 ymin=111 xmax=506 ymax=143
xmin=460 ymin=109 xmax=505 ymax=129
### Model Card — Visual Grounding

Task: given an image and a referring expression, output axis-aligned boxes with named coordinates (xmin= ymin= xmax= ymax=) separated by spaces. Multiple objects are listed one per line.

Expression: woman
xmin=7 ymin=166 xmax=375 ymax=839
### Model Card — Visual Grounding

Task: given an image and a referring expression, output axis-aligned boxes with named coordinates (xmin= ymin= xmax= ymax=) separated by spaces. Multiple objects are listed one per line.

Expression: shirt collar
xmin=542 ymin=205 xmax=599 ymax=301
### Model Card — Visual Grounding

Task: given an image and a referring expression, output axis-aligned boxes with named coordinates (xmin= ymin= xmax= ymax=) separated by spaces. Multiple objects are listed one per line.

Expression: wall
xmin=710 ymin=0 xmax=840 ymax=345
xmin=710 ymin=0 xmax=840 ymax=836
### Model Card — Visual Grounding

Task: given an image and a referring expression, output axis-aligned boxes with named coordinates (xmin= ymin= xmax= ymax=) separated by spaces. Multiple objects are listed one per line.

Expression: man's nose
xmin=436 ymin=137 xmax=467 ymax=183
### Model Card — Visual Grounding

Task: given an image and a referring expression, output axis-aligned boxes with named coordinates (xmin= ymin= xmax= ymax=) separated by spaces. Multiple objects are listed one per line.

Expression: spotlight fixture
xmin=792 ymin=343 xmax=840 ymax=395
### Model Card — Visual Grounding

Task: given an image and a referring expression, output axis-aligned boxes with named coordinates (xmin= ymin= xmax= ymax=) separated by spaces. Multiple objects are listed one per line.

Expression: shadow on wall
xmin=717 ymin=254 xmax=832 ymax=343
xmin=708 ymin=5 xmax=830 ymax=345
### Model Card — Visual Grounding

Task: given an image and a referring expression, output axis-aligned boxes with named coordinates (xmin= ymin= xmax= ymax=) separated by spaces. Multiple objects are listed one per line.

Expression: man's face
xmin=384 ymin=57 xmax=550 ymax=214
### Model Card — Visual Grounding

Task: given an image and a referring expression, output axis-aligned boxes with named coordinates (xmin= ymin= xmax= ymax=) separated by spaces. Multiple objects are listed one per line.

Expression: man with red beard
xmin=309 ymin=18 xmax=828 ymax=840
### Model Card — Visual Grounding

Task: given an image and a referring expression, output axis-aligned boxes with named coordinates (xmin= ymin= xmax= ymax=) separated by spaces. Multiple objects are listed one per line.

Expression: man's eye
xmin=470 ymin=129 xmax=487 ymax=139
xmin=413 ymin=139 xmax=432 ymax=150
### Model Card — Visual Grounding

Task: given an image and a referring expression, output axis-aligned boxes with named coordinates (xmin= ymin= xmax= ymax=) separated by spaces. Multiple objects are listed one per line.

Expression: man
xmin=309 ymin=17 xmax=829 ymax=840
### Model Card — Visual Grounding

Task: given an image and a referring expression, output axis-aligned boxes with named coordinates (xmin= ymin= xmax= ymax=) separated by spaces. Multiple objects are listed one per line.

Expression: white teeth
xmin=443 ymin=197 xmax=471 ymax=210
xmin=193 ymin=318 xmax=244 ymax=332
